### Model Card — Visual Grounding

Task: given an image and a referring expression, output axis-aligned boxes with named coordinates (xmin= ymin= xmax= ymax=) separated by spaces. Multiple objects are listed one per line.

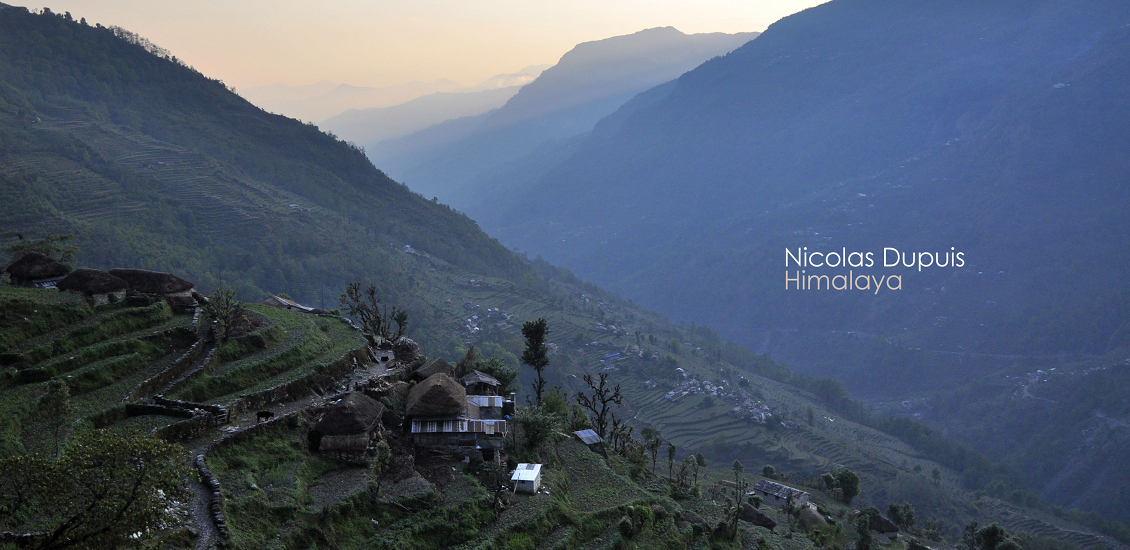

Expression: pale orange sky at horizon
xmin=12 ymin=0 xmax=826 ymax=91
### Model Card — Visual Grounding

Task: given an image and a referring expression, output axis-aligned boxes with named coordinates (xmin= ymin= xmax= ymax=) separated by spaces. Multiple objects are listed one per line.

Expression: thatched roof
xmin=108 ymin=268 xmax=194 ymax=294
xmin=6 ymin=252 xmax=69 ymax=282
xmin=406 ymin=373 xmax=467 ymax=417
xmin=319 ymin=433 xmax=371 ymax=453
xmin=413 ymin=357 xmax=453 ymax=380
xmin=314 ymin=393 xmax=384 ymax=436
xmin=56 ymin=268 xmax=128 ymax=295
xmin=393 ymin=337 xmax=420 ymax=362
xmin=456 ymin=345 xmax=479 ymax=376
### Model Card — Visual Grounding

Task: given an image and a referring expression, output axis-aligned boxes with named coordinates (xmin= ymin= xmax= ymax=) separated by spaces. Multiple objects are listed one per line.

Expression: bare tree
xmin=339 ymin=282 xmax=407 ymax=346
xmin=575 ymin=372 xmax=622 ymax=439
xmin=204 ymin=288 xmax=247 ymax=341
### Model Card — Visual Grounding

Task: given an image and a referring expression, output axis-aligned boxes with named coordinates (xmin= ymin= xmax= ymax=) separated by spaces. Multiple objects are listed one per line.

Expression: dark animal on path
xmin=256 ymin=410 xmax=274 ymax=422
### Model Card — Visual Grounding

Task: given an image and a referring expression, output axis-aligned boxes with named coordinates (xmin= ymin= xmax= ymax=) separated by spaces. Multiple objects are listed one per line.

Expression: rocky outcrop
xmin=800 ymin=506 xmax=828 ymax=531
xmin=739 ymin=503 xmax=777 ymax=530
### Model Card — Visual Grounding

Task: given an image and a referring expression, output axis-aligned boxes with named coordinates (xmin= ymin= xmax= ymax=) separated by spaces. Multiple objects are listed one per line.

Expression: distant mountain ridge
xmin=242 ymin=65 xmax=547 ymax=123
xmin=367 ymin=26 xmax=757 ymax=201
xmin=320 ymin=86 xmax=520 ymax=148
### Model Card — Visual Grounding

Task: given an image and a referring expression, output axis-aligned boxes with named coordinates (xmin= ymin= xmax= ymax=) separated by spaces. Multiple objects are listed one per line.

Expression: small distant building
xmin=262 ymin=294 xmax=314 ymax=313
xmin=511 ymin=463 xmax=542 ymax=494
xmin=751 ymin=479 xmax=810 ymax=507
xmin=573 ymin=429 xmax=606 ymax=455
xmin=462 ymin=370 xmax=501 ymax=395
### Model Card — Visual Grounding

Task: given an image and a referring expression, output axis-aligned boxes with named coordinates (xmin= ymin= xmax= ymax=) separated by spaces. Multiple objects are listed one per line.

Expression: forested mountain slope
xmin=475 ymin=0 xmax=1130 ymax=394
xmin=368 ymin=26 xmax=756 ymax=202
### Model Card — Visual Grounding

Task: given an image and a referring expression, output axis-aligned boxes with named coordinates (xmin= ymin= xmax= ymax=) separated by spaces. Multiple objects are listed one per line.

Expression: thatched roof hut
xmin=406 ymin=373 xmax=466 ymax=417
xmin=57 ymin=268 xmax=129 ymax=295
xmin=412 ymin=357 xmax=454 ymax=381
xmin=6 ymin=252 xmax=70 ymax=285
xmin=108 ymin=268 xmax=194 ymax=294
xmin=315 ymin=392 xmax=384 ymax=436
xmin=312 ymin=393 xmax=385 ymax=458
xmin=393 ymin=337 xmax=420 ymax=362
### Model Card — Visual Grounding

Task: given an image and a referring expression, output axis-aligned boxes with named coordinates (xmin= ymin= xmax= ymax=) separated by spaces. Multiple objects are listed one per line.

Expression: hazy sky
xmin=16 ymin=0 xmax=826 ymax=90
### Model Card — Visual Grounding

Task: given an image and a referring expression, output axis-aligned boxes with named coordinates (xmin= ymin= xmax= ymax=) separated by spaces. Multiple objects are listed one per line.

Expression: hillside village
xmin=1 ymin=244 xmax=1125 ymax=550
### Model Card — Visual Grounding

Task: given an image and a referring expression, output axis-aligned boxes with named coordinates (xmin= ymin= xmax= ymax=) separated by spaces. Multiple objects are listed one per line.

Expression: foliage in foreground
xmin=0 ymin=429 xmax=188 ymax=549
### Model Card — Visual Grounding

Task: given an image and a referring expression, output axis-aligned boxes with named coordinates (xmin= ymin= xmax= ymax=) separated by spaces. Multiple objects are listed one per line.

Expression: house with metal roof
xmin=461 ymin=370 xmax=502 ymax=395
xmin=751 ymin=479 xmax=810 ymax=507
xmin=511 ymin=463 xmax=543 ymax=494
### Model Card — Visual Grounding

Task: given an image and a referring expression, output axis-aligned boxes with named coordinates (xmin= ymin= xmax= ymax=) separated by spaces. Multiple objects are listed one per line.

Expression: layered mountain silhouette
xmin=367 ymin=26 xmax=757 ymax=201
xmin=472 ymin=0 xmax=1130 ymax=392
xmin=242 ymin=65 xmax=546 ymax=124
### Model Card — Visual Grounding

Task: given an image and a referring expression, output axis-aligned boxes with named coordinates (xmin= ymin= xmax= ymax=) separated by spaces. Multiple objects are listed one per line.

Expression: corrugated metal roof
xmin=511 ymin=463 xmax=542 ymax=482
xmin=462 ymin=370 xmax=501 ymax=386
xmin=752 ymin=479 xmax=808 ymax=500
xmin=573 ymin=429 xmax=603 ymax=445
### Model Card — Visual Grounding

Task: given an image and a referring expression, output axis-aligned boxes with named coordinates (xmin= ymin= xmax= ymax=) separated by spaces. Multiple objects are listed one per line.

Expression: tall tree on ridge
xmin=522 ymin=318 xmax=550 ymax=406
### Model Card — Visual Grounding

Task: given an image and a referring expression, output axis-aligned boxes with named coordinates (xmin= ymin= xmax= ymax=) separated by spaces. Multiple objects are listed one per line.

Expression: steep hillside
xmin=368 ymin=26 xmax=756 ymax=202
xmin=473 ymin=0 xmax=1130 ymax=395
xmin=0 ymin=6 xmax=1126 ymax=548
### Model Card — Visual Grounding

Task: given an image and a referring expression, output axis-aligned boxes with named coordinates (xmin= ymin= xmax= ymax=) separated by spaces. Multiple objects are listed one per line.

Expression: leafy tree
xmin=38 ymin=379 xmax=73 ymax=458
xmin=967 ymin=523 xmax=1022 ymax=550
xmin=855 ymin=512 xmax=875 ymax=550
xmin=834 ymin=468 xmax=860 ymax=505
xmin=541 ymin=386 xmax=569 ymax=419
xmin=963 ymin=521 xmax=980 ymax=550
xmin=521 ymin=318 xmax=550 ymax=405
xmin=907 ymin=539 xmax=931 ymax=550
xmin=806 ymin=405 xmax=816 ymax=426
xmin=667 ymin=442 xmax=677 ymax=478
xmin=475 ymin=356 xmax=518 ymax=395
xmin=204 ymin=287 xmax=247 ymax=341
xmin=888 ymin=501 xmax=916 ymax=530
xmin=724 ymin=460 xmax=749 ymax=540
xmin=694 ymin=453 xmax=706 ymax=486
xmin=371 ymin=440 xmax=391 ymax=494
xmin=515 ymin=406 xmax=560 ymax=451
xmin=931 ymin=466 xmax=941 ymax=486
xmin=575 ymin=372 xmax=622 ymax=439
xmin=5 ymin=232 xmax=78 ymax=263
xmin=567 ymin=403 xmax=593 ymax=432
xmin=0 ymin=429 xmax=188 ymax=549
xmin=642 ymin=426 xmax=662 ymax=472
xmin=763 ymin=464 xmax=776 ymax=478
